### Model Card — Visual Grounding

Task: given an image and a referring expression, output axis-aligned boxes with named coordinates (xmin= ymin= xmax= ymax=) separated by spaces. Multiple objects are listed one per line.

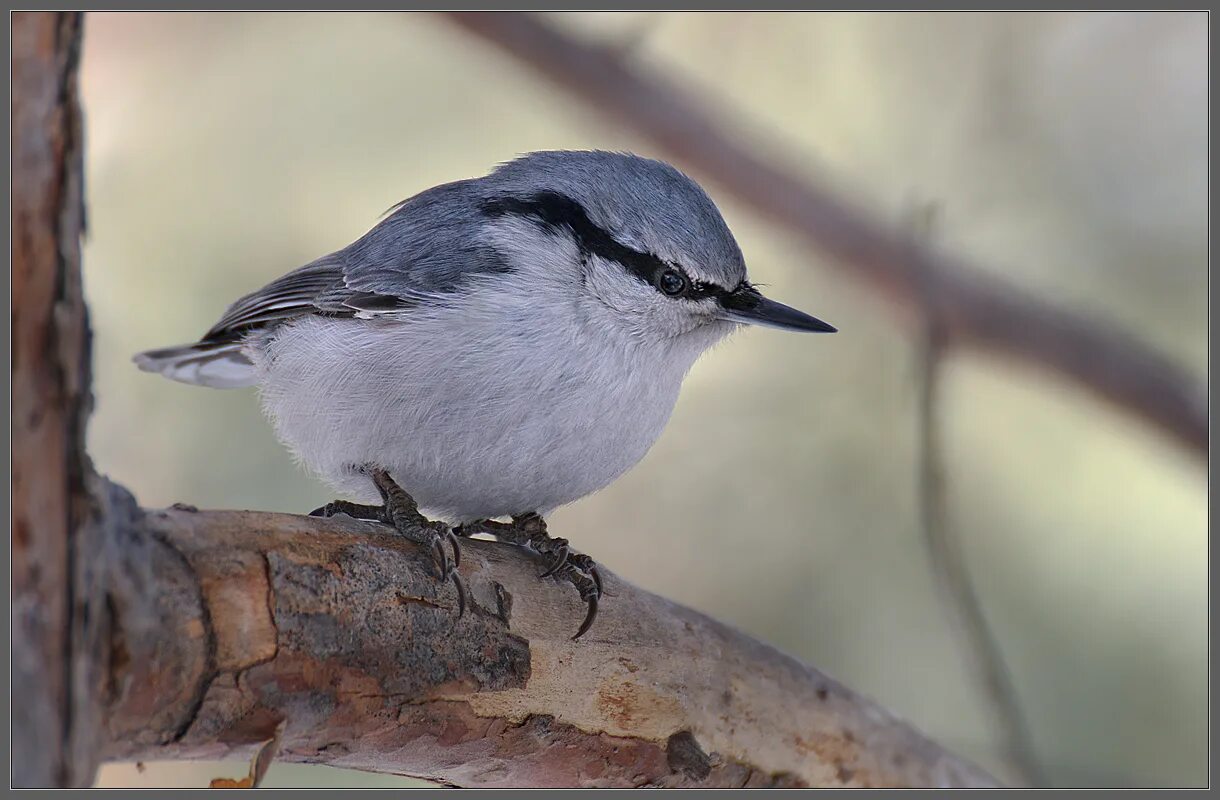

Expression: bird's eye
xmin=657 ymin=268 xmax=689 ymax=297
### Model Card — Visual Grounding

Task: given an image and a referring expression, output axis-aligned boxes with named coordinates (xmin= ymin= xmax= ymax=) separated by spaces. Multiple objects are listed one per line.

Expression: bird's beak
xmin=720 ymin=284 xmax=837 ymax=333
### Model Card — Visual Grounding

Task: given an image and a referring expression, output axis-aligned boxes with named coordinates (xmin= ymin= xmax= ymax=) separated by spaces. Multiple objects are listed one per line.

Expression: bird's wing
xmin=202 ymin=259 xmax=349 ymax=338
xmin=199 ymin=179 xmax=510 ymax=343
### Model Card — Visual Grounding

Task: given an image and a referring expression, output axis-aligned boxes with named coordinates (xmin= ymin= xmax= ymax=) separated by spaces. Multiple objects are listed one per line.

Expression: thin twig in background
xmin=442 ymin=11 xmax=1206 ymax=460
xmin=907 ymin=201 xmax=1043 ymax=788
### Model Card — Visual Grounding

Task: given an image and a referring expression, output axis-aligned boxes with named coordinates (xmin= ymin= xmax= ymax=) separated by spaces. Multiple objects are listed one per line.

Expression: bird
xmin=134 ymin=150 xmax=835 ymax=639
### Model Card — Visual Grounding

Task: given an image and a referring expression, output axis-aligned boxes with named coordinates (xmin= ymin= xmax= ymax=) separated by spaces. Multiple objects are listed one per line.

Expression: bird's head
xmin=479 ymin=150 xmax=835 ymax=344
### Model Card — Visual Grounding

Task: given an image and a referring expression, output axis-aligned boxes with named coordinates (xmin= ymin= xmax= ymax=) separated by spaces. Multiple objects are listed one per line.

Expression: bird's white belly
xmin=253 ymin=314 xmax=687 ymax=522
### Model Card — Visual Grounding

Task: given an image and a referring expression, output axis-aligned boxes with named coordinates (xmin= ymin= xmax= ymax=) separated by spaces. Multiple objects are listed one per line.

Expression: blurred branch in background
xmin=443 ymin=11 xmax=1207 ymax=460
xmin=907 ymin=201 xmax=1042 ymax=788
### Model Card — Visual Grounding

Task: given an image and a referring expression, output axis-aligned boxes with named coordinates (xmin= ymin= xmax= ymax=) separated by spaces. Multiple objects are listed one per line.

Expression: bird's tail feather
xmin=133 ymin=340 xmax=257 ymax=389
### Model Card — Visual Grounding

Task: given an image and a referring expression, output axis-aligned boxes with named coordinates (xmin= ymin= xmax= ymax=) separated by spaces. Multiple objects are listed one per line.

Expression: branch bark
xmin=11 ymin=11 xmax=996 ymax=788
xmin=443 ymin=12 xmax=1207 ymax=459
xmin=97 ymin=504 xmax=996 ymax=788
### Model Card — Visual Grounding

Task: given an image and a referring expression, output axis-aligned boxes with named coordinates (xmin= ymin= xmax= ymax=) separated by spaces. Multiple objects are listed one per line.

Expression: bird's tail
xmin=132 ymin=339 xmax=258 ymax=389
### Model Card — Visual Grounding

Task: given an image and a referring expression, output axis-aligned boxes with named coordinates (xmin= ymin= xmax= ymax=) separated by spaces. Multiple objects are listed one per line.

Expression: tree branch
xmin=442 ymin=12 xmax=1207 ymax=459
xmin=97 ymin=501 xmax=997 ymax=788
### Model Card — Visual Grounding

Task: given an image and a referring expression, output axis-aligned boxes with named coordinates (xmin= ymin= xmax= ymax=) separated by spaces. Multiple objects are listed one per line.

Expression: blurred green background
xmin=81 ymin=11 xmax=1206 ymax=789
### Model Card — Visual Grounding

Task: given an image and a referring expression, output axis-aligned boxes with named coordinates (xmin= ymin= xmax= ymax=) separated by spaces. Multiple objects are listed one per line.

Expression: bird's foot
xmin=309 ymin=500 xmax=383 ymax=521
xmin=309 ymin=469 xmax=466 ymax=618
xmin=458 ymin=512 xmax=602 ymax=640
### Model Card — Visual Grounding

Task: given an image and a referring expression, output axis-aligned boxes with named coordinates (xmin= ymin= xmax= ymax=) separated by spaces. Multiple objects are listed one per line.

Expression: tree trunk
xmin=11 ymin=10 xmax=98 ymax=789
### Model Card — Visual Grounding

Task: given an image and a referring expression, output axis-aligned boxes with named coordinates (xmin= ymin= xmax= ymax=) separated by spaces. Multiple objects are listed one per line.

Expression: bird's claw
xmin=315 ymin=469 xmax=466 ymax=619
xmin=432 ymin=536 xmax=449 ymax=579
xmin=538 ymin=538 xmax=570 ymax=578
xmin=309 ymin=500 xmax=383 ymax=521
xmin=450 ymin=568 xmax=467 ymax=619
xmin=550 ymin=550 xmax=601 ymax=638
xmin=314 ymin=485 xmax=600 ymax=635
xmin=566 ymin=565 xmax=601 ymax=641
xmin=413 ymin=520 xmax=466 ymax=619
xmin=568 ymin=553 xmax=603 ymax=596
xmin=532 ymin=538 xmax=602 ymax=639
xmin=431 ymin=528 xmax=466 ymax=618
xmin=462 ymin=515 xmax=602 ymax=639
xmin=533 ymin=538 xmax=600 ymax=639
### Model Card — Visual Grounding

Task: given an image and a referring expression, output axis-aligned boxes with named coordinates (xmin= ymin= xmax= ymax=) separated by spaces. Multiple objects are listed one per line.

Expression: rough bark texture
xmin=97 ymin=507 xmax=997 ymax=788
xmin=444 ymin=11 xmax=1207 ymax=459
xmin=11 ymin=11 xmax=98 ymax=789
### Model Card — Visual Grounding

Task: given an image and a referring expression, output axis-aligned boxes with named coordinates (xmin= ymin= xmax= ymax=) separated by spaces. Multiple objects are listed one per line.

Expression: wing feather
xmin=196 ymin=177 xmax=511 ymax=344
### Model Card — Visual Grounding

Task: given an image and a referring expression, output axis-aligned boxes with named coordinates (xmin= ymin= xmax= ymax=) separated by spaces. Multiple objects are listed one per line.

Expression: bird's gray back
xmin=202 ymin=179 xmax=513 ymax=340
xmin=341 ymin=178 xmax=514 ymax=298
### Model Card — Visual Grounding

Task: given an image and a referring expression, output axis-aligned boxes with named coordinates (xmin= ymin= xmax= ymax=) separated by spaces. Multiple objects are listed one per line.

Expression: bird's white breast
xmin=251 ymin=272 xmax=720 ymax=522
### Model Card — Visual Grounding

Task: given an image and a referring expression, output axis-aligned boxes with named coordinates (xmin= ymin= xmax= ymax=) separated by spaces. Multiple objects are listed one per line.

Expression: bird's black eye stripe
xmin=719 ymin=280 xmax=762 ymax=311
xmin=481 ymin=191 xmax=720 ymax=301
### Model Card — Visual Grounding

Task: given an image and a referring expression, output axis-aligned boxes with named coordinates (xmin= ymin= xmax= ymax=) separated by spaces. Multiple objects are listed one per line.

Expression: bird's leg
xmin=366 ymin=468 xmax=467 ymax=618
xmin=310 ymin=468 xmax=466 ymax=618
xmin=457 ymin=512 xmax=602 ymax=640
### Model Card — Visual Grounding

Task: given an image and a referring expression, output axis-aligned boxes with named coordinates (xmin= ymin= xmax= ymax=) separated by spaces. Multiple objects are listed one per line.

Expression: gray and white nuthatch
xmin=135 ymin=150 xmax=835 ymax=637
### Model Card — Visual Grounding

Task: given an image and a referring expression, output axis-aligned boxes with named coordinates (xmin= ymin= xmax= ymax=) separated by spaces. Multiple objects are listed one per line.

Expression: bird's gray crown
xmin=479 ymin=151 xmax=747 ymax=292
